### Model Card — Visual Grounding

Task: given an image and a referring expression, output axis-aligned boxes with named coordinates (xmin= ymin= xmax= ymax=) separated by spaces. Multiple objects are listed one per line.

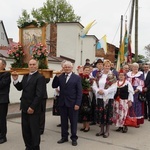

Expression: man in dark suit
xmin=12 ymin=59 xmax=46 ymax=150
xmin=0 ymin=59 xmax=11 ymax=144
xmin=143 ymin=63 xmax=150 ymax=121
xmin=52 ymin=61 xmax=82 ymax=146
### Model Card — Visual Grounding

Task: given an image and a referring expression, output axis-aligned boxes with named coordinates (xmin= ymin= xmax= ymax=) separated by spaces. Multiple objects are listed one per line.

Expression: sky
xmin=0 ymin=0 xmax=150 ymax=56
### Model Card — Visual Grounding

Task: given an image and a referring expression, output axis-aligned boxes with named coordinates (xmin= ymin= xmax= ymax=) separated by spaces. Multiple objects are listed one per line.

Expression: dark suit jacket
xmin=41 ymin=78 xmax=50 ymax=112
xmin=144 ymin=71 xmax=150 ymax=97
xmin=52 ymin=72 xmax=82 ymax=107
xmin=0 ymin=71 xmax=11 ymax=104
xmin=14 ymin=71 xmax=46 ymax=113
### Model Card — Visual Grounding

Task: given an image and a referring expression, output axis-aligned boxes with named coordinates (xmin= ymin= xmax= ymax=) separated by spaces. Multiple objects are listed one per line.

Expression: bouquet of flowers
xmin=32 ymin=43 xmax=49 ymax=69
xmin=7 ymin=43 xmax=27 ymax=68
xmin=80 ymin=74 xmax=91 ymax=93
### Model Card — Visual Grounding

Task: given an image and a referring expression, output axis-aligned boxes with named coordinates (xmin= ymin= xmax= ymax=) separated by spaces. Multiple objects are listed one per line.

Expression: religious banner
xmin=19 ymin=24 xmax=46 ymax=63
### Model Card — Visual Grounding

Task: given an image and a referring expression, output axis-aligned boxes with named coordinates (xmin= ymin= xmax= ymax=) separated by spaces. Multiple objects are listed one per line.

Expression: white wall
xmin=0 ymin=22 xmax=9 ymax=46
xmin=57 ymin=24 xmax=77 ymax=58
xmin=56 ymin=23 xmax=97 ymax=69
xmin=82 ymin=36 xmax=97 ymax=64
xmin=6 ymin=59 xmax=62 ymax=104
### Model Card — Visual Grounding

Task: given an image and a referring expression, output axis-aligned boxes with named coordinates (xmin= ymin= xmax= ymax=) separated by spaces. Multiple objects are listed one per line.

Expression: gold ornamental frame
xmin=19 ymin=24 xmax=47 ymax=63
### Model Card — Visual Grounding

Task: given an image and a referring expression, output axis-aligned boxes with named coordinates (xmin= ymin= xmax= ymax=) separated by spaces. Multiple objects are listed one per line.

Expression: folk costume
xmin=127 ymin=71 xmax=145 ymax=126
xmin=92 ymin=72 xmax=117 ymax=125
xmin=113 ymin=79 xmax=134 ymax=128
xmin=79 ymin=74 xmax=92 ymax=123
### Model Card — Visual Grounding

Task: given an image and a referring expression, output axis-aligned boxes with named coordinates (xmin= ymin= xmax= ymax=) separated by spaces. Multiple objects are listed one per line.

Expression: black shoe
xmin=80 ymin=128 xmax=85 ymax=131
xmin=57 ymin=138 xmax=68 ymax=144
xmin=90 ymin=122 xmax=96 ymax=125
xmin=103 ymin=133 xmax=109 ymax=138
xmin=148 ymin=118 xmax=150 ymax=121
xmin=84 ymin=127 xmax=90 ymax=132
xmin=95 ymin=132 xmax=104 ymax=136
xmin=40 ymin=130 xmax=44 ymax=135
xmin=0 ymin=137 xmax=7 ymax=144
xmin=72 ymin=140 xmax=77 ymax=146
xmin=116 ymin=127 xmax=123 ymax=132
xmin=57 ymin=124 xmax=61 ymax=127
xmin=122 ymin=126 xmax=128 ymax=133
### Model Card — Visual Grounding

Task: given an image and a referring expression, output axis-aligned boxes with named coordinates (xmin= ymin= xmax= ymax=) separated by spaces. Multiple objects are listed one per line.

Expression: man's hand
xmin=74 ymin=105 xmax=79 ymax=110
xmin=134 ymin=89 xmax=139 ymax=94
xmin=143 ymin=87 xmax=147 ymax=92
xmin=11 ymin=71 xmax=19 ymax=80
xmin=98 ymin=89 xmax=104 ymax=95
xmin=127 ymin=101 xmax=132 ymax=107
xmin=27 ymin=107 xmax=34 ymax=114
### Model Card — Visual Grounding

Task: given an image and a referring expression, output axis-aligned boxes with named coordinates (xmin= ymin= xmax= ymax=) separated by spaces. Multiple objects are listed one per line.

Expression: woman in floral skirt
xmin=113 ymin=70 xmax=134 ymax=133
xmin=92 ymin=60 xmax=117 ymax=138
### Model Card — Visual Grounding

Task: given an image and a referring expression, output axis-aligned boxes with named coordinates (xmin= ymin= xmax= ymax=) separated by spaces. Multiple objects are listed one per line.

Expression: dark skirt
xmin=52 ymin=96 xmax=60 ymax=116
xmin=78 ymin=94 xmax=92 ymax=122
xmin=96 ymin=98 xmax=114 ymax=125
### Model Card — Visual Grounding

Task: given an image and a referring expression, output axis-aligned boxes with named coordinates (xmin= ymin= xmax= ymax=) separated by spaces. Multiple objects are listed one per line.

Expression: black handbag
xmin=52 ymin=96 xmax=60 ymax=116
xmin=138 ymin=92 xmax=146 ymax=102
xmin=81 ymin=96 xmax=92 ymax=114
xmin=81 ymin=106 xmax=91 ymax=113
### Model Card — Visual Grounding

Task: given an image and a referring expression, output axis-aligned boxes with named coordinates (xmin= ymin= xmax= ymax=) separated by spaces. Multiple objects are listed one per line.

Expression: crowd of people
xmin=0 ymin=57 xmax=150 ymax=150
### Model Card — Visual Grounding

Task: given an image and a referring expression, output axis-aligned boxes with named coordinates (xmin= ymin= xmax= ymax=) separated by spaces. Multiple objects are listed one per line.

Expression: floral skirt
xmin=78 ymin=94 xmax=92 ymax=122
xmin=113 ymin=99 xmax=129 ymax=127
xmin=96 ymin=98 xmax=114 ymax=125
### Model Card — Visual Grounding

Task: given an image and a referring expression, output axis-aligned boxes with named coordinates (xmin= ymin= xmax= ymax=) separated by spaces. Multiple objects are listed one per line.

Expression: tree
xmin=145 ymin=44 xmax=150 ymax=59
xmin=132 ymin=54 xmax=149 ymax=63
xmin=31 ymin=0 xmax=81 ymax=23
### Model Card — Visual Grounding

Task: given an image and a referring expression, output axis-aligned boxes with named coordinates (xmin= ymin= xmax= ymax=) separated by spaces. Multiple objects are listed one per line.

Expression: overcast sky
xmin=0 ymin=0 xmax=150 ymax=56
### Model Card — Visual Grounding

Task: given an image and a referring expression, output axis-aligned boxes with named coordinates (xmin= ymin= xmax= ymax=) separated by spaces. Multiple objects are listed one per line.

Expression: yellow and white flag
xmin=80 ymin=20 xmax=96 ymax=38
xmin=99 ymin=35 xmax=107 ymax=54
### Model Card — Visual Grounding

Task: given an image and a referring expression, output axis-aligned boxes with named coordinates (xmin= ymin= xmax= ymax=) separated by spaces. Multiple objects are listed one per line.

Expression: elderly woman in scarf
xmin=127 ymin=62 xmax=144 ymax=127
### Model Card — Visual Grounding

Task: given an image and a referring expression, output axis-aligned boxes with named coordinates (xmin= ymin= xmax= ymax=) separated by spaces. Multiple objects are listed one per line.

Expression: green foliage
xmin=30 ymin=0 xmax=80 ymax=23
xmin=17 ymin=0 xmax=81 ymax=28
xmin=132 ymin=54 xmax=148 ymax=63
xmin=17 ymin=10 xmax=30 ymax=27
xmin=38 ymin=59 xmax=48 ymax=69
xmin=138 ymin=54 xmax=145 ymax=60
xmin=17 ymin=10 xmax=46 ymax=28
xmin=145 ymin=44 xmax=150 ymax=51
xmin=11 ymin=62 xmax=28 ymax=68
xmin=145 ymin=44 xmax=150 ymax=60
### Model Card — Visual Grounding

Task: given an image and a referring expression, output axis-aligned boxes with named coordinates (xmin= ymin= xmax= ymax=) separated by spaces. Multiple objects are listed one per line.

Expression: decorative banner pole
xmin=80 ymin=20 xmax=96 ymax=65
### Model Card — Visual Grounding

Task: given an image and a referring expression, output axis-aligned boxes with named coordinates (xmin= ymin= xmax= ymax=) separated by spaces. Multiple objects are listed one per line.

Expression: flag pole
xmin=128 ymin=0 xmax=135 ymax=63
xmin=116 ymin=15 xmax=123 ymax=71
xmin=135 ymin=0 xmax=138 ymax=61
xmin=80 ymin=38 xmax=83 ymax=65
xmin=80 ymin=20 xmax=96 ymax=65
